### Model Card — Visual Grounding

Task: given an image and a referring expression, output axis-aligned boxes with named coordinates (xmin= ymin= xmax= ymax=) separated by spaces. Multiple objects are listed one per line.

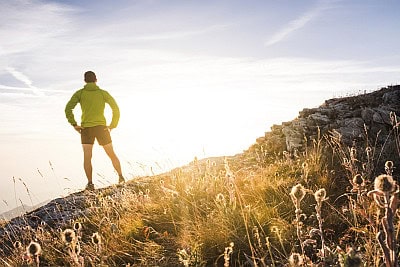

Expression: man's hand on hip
xmin=74 ymin=125 xmax=83 ymax=133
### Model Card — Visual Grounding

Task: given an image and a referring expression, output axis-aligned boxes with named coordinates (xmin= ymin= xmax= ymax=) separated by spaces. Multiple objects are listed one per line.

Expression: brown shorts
xmin=81 ymin=125 xmax=112 ymax=146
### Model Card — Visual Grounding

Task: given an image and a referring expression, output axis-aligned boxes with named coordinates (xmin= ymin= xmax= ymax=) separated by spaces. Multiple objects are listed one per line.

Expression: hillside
xmin=1 ymin=85 xmax=400 ymax=266
xmin=0 ymin=202 xmax=50 ymax=221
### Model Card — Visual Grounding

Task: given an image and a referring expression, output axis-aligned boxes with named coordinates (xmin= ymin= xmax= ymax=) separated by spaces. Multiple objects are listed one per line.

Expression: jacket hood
xmin=83 ymin=83 xmax=99 ymax=91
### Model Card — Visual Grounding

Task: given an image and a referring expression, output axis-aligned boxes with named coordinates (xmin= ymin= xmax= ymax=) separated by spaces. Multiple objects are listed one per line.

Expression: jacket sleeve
xmin=104 ymin=91 xmax=120 ymax=129
xmin=65 ymin=91 xmax=80 ymax=126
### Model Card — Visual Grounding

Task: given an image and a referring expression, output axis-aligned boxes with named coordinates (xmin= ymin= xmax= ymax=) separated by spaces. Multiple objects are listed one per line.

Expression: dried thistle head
xmin=13 ymin=241 xmax=22 ymax=250
xmin=75 ymin=241 xmax=81 ymax=255
xmin=385 ymin=160 xmax=394 ymax=175
xmin=314 ymin=188 xmax=327 ymax=206
xmin=385 ymin=160 xmax=394 ymax=169
xmin=91 ymin=232 xmax=101 ymax=245
xmin=290 ymin=184 xmax=306 ymax=204
xmin=288 ymin=252 xmax=304 ymax=266
xmin=374 ymin=174 xmax=396 ymax=193
xmin=73 ymin=222 xmax=82 ymax=232
xmin=301 ymin=162 xmax=308 ymax=169
xmin=27 ymin=241 xmax=41 ymax=257
xmin=216 ymin=193 xmax=226 ymax=203
xmin=62 ymin=229 xmax=76 ymax=244
xmin=351 ymin=174 xmax=366 ymax=193
xmin=352 ymin=174 xmax=364 ymax=186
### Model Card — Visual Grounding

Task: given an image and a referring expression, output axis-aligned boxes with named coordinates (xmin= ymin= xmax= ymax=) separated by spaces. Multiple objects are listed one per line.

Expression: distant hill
xmin=0 ymin=201 xmax=49 ymax=221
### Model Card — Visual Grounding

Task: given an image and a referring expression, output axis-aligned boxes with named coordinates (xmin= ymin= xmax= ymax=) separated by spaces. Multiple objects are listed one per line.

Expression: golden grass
xmin=0 ymin=131 xmax=399 ymax=266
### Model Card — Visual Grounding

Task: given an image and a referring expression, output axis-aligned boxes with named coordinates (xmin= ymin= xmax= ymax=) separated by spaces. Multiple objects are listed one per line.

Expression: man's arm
xmin=65 ymin=91 xmax=80 ymax=127
xmin=104 ymin=91 xmax=120 ymax=129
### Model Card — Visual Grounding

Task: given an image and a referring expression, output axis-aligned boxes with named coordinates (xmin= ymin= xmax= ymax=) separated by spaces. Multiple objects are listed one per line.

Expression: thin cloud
xmin=264 ymin=1 xmax=332 ymax=47
xmin=134 ymin=24 xmax=229 ymax=41
xmin=0 ymin=1 xmax=77 ymax=56
xmin=5 ymin=67 xmax=45 ymax=96
xmin=0 ymin=85 xmax=70 ymax=94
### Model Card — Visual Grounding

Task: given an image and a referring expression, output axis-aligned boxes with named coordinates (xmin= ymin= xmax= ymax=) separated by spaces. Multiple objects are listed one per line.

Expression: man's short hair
xmin=84 ymin=71 xmax=97 ymax=83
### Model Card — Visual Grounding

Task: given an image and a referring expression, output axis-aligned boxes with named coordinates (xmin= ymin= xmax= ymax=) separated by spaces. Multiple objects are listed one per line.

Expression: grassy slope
xmin=1 ymin=92 xmax=400 ymax=266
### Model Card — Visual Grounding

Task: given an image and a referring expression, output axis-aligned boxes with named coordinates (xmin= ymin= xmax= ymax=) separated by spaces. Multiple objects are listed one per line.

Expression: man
xmin=65 ymin=71 xmax=125 ymax=190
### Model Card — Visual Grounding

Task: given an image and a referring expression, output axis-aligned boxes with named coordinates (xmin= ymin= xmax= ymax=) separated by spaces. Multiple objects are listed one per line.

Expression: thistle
xmin=352 ymin=174 xmax=364 ymax=187
xmin=288 ymin=253 xmax=304 ymax=266
xmin=26 ymin=241 xmax=41 ymax=267
xmin=365 ymin=146 xmax=372 ymax=158
xmin=290 ymin=184 xmax=306 ymax=213
xmin=384 ymin=161 xmax=394 ymax=175
xmin=314 ymin=188 xmax=328 ymax=263
xmin=290 ymin=184 xmax=307 ymax=255
xmin=367 ymin=174 xmax=399 ymax=267
xmin=314 ymin=188 xmax=327 ymax=208
xmin=73 ymin=222 xmax=82 ymax=232
xmin=13 ymin=241 xmax=22 ymax=250
xmin=223 ymin=242 xmax=234 ymax=267
xmin=62 ymin=229 xmax=76 ymax=244
xmin=92 ymin=232 xmax=102 ymax=253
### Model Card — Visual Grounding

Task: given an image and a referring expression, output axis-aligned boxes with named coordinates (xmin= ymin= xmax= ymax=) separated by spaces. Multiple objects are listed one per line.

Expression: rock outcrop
xmin=0 ymin=181 xmax=150 ymax=256
xmin=250 ymin=85 xmax=400 ymax=154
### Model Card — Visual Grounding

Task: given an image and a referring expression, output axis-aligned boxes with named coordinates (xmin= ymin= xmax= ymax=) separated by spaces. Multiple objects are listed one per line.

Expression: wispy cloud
xmin=264 ymin=1 xmax=333 ymax=47
xmin=133 ymin=24 xmax=229 ymax=41
xmin=0 ymin=1 xmax=77 ymax=56
xmin=5 ymin=68 xmax=44 ymax=96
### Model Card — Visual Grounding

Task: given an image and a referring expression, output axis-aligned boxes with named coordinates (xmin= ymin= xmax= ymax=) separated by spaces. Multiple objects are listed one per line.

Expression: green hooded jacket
xmin=65 ymin=83 xmax=120 ymax=128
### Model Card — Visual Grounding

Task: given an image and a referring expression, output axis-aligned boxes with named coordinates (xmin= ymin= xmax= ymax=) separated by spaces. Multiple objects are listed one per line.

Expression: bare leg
xmin=82 ymin=144 xmax=94 ymax=183
xmin=103 ymin=143 xmax=123 ymax=177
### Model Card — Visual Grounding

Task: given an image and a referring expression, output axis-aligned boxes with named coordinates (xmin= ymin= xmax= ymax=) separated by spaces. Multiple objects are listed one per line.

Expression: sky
xmin=1 ymin=0 xmax=400 ymax=213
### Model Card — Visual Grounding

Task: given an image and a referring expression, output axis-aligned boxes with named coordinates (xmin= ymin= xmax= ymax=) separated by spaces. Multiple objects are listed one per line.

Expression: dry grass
xmin=0 ymin=129 xmax=399 ymax=266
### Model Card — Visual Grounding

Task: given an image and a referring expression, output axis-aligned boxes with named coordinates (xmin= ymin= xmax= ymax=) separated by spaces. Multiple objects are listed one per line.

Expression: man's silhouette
xmin=65 ymin=71 xmax=125 ymax=190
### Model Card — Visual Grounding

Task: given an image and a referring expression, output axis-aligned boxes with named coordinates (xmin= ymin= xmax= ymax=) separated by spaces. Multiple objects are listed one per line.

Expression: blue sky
xmin=1 ymin=0 xmax=400 ymax=213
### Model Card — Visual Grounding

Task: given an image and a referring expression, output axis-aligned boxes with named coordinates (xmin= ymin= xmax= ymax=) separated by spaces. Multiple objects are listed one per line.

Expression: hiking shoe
xmin=85 ymin=182 xmax=95 ymax=191
xmin=118 ymin=175 xmax=125 ymax=184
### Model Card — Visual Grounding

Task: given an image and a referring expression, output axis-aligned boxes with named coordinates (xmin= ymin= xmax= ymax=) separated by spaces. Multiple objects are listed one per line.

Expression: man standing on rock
xmin=65 ymin=71 xmax=125 ymax=190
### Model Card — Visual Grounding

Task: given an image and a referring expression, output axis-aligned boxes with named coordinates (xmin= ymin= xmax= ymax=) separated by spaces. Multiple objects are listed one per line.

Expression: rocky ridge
xmin=248 ymin=85 xmax=400 ymax=165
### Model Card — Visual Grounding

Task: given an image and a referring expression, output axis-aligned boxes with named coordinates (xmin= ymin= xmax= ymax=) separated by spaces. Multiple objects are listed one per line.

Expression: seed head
xmin=374 ymin=174 xmax=396 ymax=193
xmin=27 ymin=241 xmax=41 ymax=256
xmin=301 ymin=162 xmax=308 ymax=169
xmin=75 ymin=241 xmax=81 ymax=255
xmin=314 ymin=188 xmax=327 ymax=206
xmin=385 ymin=160 xmax=394 ymax=169
xmin=13 ymin=241 xmax=22 ymax=250
xmin=73 ymin=222 xmax=82 ymax=232
xmin=385 ymin=161 xmax=394 ymax=175
xmin=216 ymin=193 xmax=226 ymax=203
xmin=91 ymin=232 xmax=101 ymax=245
xmin=62 ymin=229 xmax=76 ymax=244
xmin=352 ymin=174 xmax=364 ymax=186
xmin=288 ymin=252 xmax=304 ymax=266
xmin=290 ymin=184 xmax=306 ymax=203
